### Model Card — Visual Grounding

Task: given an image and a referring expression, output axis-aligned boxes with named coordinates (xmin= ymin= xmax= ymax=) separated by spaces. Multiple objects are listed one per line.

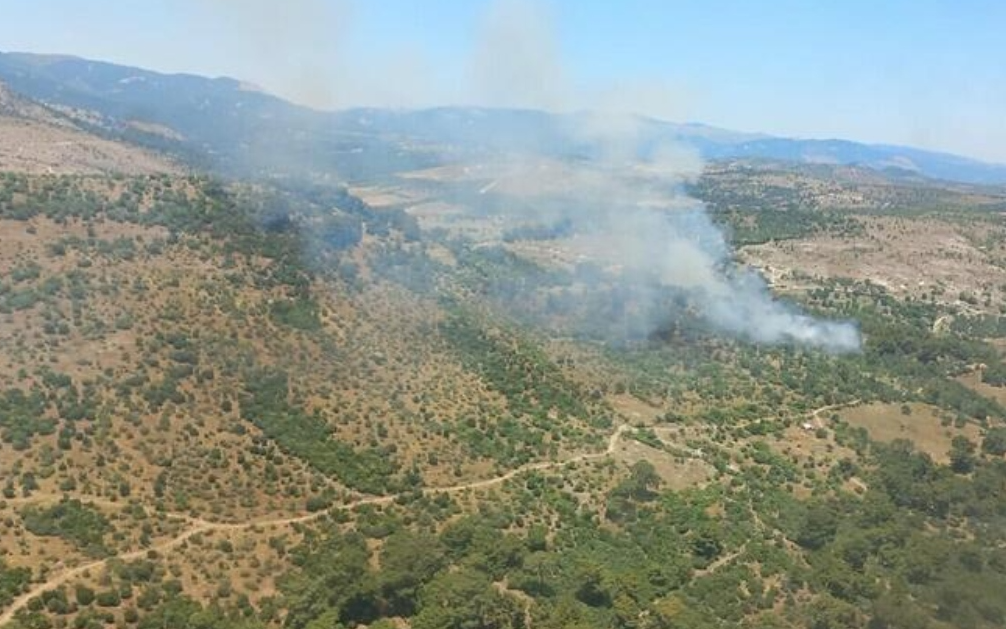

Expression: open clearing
xmin=958 ymin=371 xmax=1006 ymax=407
xmin=740 ymin=216 xmax=1006 ymax=311
xmin=840 ymin=402 xmax=982 ymax=463
xmin=611 ymin=438 xmax=714 ymax=490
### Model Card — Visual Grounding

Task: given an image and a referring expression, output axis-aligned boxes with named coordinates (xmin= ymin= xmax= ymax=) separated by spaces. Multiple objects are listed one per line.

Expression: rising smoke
xmin=462 ymin=112 xmax=861 ymax=353
xmin=193 ymin=0 xmax=861 ymax=353
xmin=457 ymin=0 xmax=861 ymax=352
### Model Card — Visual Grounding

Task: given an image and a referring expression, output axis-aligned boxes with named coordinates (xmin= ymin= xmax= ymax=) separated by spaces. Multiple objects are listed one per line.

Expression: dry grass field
xmin=740 ymin=215 xmax=1006 ymax=312
xmin=840 ymin=402 xmax=982 ymax=463
xmin=0 ymin=82 xmax=178 ymax=176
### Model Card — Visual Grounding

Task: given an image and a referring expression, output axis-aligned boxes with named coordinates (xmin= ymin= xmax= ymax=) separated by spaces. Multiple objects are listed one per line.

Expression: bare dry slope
xmin=0 ymin=81 xmax=177 ymax=175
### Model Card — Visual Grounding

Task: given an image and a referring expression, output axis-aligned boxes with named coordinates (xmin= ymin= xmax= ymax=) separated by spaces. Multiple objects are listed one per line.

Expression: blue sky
xmin=2 ymin=0 xmax=1005 ymax=162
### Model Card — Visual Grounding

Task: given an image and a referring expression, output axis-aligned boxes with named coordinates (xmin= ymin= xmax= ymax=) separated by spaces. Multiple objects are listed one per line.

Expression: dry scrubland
xmin=0 ymin=82 xmax=178 ymax=176
xmin=740 ymin=215 xmax=1006 ymax=312
xmin=0 ymin=119 xmax=177 ymax=176
xmin=0 ymin=166 xmax=1004 ymax=629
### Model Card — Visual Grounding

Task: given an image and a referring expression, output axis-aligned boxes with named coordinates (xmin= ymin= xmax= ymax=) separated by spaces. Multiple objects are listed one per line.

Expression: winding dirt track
xmin=810 ymin=399 xmax=860 ymax=429
xmin=0 ymin=424 xmax=630 ymax=626
xmin=1 ymin=400 xmax=855 ymax=626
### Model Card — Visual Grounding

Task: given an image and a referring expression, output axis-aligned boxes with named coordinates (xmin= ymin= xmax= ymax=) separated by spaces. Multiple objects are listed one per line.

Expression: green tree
xmin=75 ymin=584 xmax=96 ymax=606
xmin=625 ymin=460 xmax=661 ymax=500
xmin=807 ymin=595 xmax=862 ymax=629
xmin=982 ymin=427 xmax=1006 ymax=457
xmin=413 ymin=569 xmax=525 ymax=629
xmin=949 ymin=435 xmax=977 ymax=474
xmin=796 ymin=501 xmax=839 ymax=550
xmin=373 ymin=531 xmax=447 ymax=617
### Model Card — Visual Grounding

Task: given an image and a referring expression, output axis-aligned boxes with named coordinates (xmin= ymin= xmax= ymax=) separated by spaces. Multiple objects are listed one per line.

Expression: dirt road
xmin=0 ymin=424 xmax=631 ymax=626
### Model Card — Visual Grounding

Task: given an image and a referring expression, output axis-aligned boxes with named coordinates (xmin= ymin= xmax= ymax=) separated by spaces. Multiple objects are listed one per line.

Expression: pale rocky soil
xmin=740 ymin=215 xmax=1006 ymax=312
xmin=0 ymin=81 xmax=178 ymax=175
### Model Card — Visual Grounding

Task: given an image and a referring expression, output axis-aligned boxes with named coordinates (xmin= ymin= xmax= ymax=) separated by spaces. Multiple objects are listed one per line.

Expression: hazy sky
xmin=2 ymin=0 xmax=1005 ymax=162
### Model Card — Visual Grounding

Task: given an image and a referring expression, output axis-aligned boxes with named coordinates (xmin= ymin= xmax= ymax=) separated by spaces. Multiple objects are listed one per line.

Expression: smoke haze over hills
xmin=180 ymin=0 xmax=863 ymax=352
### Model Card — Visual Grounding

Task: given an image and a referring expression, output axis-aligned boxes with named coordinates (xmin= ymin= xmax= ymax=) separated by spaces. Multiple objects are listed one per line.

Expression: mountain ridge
xmin=1 ymin=50 xmax=1005 ymax=184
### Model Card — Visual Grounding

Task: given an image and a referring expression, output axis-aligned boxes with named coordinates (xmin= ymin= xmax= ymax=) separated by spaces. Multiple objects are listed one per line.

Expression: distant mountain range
xmin=2 ymin=50 xmax=1005 ymax=185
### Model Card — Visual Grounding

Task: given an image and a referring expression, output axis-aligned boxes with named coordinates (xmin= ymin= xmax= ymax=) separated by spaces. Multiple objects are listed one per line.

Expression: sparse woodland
xmin=0 ymin=169 xmax=1005 ymax=629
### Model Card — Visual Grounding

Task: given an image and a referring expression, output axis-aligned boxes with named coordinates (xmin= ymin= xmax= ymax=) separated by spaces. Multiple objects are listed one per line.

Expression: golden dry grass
xmin=740 ymin=216 xmax=1006 ymax=312
xmin=840 ymin=402 xmax=981 ymax=463
xmin=957 ymin=371 xmax=1006 ymax=407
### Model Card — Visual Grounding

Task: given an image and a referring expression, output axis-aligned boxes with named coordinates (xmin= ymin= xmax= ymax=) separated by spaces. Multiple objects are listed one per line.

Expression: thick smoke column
xmin=469 ymin=109 xmax=862 ymax=353
xmin=189 ymin=0 xmax=861 ymax=353
xmin=665 ymin=215 xmax=862 ymax=353
xmin=459 ymin=2 xmax=861 ymax=353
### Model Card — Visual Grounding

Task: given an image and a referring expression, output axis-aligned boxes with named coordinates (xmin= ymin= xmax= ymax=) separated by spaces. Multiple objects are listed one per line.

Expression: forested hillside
xmin=0 ymin=166 xmax=1004 ymax=629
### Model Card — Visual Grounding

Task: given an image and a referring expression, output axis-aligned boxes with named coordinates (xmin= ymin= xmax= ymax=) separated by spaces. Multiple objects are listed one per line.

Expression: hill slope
xmin=2 ymin=52 xmax=1006 ymax=629
xmin=0 ymin=80 xmax=177 ymax=175
xmin=0 ymin=170 xmax=1004 ymax=629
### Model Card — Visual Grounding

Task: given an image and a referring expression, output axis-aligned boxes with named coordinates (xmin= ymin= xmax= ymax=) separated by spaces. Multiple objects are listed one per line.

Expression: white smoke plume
xmin=465 ymin=126 xmax=861 ymax=352
xmin=187 ymin=0 xmax=861 ymax=353
xmin=457 ymin=1 xmax=861 ymax=353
